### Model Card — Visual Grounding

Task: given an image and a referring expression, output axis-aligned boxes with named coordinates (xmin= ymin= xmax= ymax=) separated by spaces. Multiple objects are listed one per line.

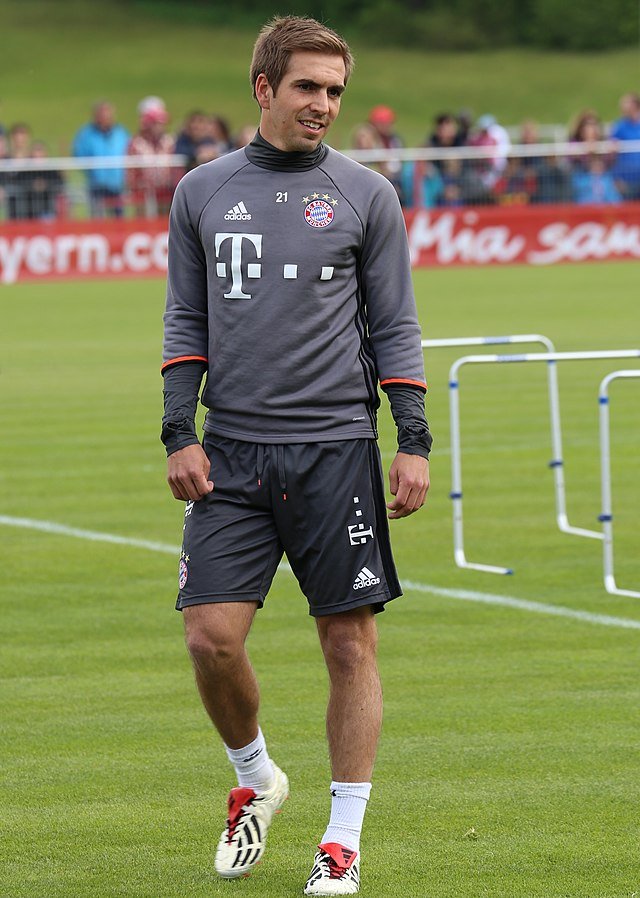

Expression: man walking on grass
xmin=161 ymin=16 xmax=431 ymax=895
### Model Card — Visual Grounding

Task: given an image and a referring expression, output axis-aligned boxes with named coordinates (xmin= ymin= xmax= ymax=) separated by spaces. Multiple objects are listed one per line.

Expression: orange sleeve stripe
xmin=161 ymin=355 xmax=208 ymax=372
xmin=380 ymin=377 xmax=428 ymax=391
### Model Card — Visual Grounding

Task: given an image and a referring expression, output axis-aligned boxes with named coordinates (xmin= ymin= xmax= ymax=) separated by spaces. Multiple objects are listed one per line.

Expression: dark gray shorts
xmin=175 ymin=435 xmax=402 ymax=616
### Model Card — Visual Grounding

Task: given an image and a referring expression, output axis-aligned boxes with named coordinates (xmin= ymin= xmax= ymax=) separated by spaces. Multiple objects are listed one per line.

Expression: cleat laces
xmin=224 ymin=787 xmax=258 ymax=844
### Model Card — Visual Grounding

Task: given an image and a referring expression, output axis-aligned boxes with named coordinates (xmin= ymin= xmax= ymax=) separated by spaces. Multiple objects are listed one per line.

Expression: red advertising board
xmin=1 ymin=204 xmax=639 ymax=284
xmin=0 ymin=219 xmax=168 ymax=285
xmin=405 ymin=202 xmax=640 ymax=267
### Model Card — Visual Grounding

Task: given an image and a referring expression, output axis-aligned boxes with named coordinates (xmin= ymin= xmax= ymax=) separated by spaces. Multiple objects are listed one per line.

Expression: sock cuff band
xmin=224 ymin=727 xmax=265 ymax=763
xmin=330 ymin=781 xmax=372 ymax=801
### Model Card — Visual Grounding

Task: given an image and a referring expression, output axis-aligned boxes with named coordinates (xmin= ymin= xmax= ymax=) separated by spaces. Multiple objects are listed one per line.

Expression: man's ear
xmin=255 ymin=74 xmax=272 ymax=111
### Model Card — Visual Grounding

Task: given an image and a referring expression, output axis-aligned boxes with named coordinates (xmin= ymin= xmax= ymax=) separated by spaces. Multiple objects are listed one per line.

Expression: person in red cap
xmin=128 ymin=96 xmax=178 ymax=216
xmin=367 ymin=105 xmax=404 ymax=198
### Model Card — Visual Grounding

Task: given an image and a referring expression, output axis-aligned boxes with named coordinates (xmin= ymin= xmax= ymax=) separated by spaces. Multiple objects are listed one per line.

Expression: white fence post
xmin=598 ymin=370 xmax=640 ymax=598
xmin=447 ymin=349 xmax=640 ymax=575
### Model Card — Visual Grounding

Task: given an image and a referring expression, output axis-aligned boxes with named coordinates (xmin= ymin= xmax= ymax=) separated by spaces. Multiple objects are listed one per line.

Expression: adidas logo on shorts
xmin=224 ymin=201 xmax=252 ymax=220
xmin=353 ymin=566 xmax=381 ymax=590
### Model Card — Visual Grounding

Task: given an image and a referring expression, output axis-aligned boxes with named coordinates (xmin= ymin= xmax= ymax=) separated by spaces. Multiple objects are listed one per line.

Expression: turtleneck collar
xmin=244 ymin=130 xmax=328 ymax=172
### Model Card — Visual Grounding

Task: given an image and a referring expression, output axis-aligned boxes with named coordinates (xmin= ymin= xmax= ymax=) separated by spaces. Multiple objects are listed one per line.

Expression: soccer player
xmin=161 ymin=16 xmax=432 ymax=896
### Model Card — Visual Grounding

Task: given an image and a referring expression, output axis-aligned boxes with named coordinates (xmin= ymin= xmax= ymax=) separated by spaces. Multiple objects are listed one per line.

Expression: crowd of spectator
xmin=0 ymin=123 xmax=65 ymax=219
xmin=0 ymin=97 xmax=258 ymax=221
xmin=380 ymin=93 xmax=640 ymax=209
xmin=0 ymin=91 xmax=639 ymax=220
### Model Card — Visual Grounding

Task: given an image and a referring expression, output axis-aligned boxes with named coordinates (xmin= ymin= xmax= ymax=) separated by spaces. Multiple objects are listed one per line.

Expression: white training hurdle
xmin=422 ymin=333 xmax=599 ymax=542
xmin=447 ymin=349 xmax=640 ymax=575
xmin=598 ymin=370 xmax=640 ymax=599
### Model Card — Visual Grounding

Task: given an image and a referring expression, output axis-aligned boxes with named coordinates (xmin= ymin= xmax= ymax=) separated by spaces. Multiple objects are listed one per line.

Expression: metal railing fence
xmin=0 ymin=141 xmax=638 ymax=221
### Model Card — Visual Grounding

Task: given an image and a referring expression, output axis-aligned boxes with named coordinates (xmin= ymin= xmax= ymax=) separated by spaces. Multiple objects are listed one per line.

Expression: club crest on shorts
xmin=302 ymin=192 xmax=338 ymax=228
xmin=179 ymin=551 xmax=189 ymax=589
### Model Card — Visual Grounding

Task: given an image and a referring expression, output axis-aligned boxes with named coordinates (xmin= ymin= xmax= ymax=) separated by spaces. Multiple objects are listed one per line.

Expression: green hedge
xmin=128 ymin=0 xmax=638 ymax=50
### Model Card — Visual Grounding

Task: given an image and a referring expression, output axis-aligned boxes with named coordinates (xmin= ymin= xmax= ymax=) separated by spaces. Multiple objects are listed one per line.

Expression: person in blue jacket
xmin=610 ymin=92 xmax=640 ymax=200
xmin=572 ymin=155 xmax=621 ymax=204
xmin=72 ymin=101 xmax=130 ymax=217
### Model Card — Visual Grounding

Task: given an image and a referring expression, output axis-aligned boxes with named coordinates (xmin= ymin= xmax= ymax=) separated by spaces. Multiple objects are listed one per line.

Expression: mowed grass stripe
xmin=2 ymin=514 xmax=640 ymax=632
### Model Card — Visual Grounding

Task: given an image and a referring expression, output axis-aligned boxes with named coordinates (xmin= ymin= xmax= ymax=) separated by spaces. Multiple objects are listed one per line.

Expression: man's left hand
xmin=386 ymin=452 xmax=430 ymax=519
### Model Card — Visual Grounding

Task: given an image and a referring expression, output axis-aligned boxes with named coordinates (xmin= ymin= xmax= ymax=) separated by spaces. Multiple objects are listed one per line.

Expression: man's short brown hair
xmin=250 ymin=16 xmax=354 ymax=99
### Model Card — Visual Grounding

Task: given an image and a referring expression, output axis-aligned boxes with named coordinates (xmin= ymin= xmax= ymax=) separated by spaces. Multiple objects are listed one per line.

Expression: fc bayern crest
xmin=179 ymin=558 xmax=188 ymax=590
xmin=304 ymin=199 xmax=335 ymax=228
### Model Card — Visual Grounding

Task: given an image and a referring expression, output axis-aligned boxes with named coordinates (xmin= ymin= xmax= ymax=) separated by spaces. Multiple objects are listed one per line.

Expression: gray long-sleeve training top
xmin=162 ymin=135 xmax=427 ymax=444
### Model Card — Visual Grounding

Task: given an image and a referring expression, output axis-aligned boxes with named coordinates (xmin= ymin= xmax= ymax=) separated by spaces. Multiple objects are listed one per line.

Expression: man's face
xmin=95 ymin=103 xmax=115 ymax=131
xmin=142 ymin=117 xmax=166 ymax=138
xmin=256 ymin=51 xmax=346 ymax=152
xmin=371 ymin=119 xmax=394 ymax=139
xmin=620 ymin=93 xmax=640 ymax=120
xmin=10 ymin=127 xmax=30 ymax=152
xmin=188 ymin=114 xmax=209 ymax=141
xmin=437 ymin=118 xmax=457 ymax=143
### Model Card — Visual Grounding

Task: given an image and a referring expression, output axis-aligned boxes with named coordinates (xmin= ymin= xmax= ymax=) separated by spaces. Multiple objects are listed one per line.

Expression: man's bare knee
xmin=317 ymin=607 xmax=378 ymax=674
xmin=185 ymin=626 xmax=239 ymax=668
xmin=183 ymin=601 xmax=257 ymax=668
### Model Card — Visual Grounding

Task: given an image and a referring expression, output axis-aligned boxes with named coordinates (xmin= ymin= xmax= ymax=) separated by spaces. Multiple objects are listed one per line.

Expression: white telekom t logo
xmin=215 ymin=233 xmax=262 ymax=299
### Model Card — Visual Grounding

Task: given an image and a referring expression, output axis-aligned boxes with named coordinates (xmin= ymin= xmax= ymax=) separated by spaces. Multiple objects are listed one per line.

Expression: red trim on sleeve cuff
xmin=380 ymin=377 xmax=428 ymax=391
xmin=161 ymin=355 xmax=208 ymax=372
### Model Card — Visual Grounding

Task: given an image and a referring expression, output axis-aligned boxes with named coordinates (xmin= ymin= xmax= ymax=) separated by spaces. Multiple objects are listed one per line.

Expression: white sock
xmin=321 ymin=781 xmax=372 ymax=854
xmin=224 ymin=727 xmax=275 ymax=792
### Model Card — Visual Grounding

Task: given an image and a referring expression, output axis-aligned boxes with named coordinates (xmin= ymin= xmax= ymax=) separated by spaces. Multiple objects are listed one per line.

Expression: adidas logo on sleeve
xmin=224 ymin=201 xmax=252 ymax=220
xmin=353 ymin=567 xmax=381 ymax=590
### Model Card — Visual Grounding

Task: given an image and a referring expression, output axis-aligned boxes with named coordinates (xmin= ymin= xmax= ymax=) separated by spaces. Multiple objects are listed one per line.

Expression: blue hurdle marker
xmin=598 ymin=370 xmax=640 ymax=599
xmin=422 ymin=333 xmax=601 ymax=545
xmin=447 ymin=349 xmax=640 ymax=576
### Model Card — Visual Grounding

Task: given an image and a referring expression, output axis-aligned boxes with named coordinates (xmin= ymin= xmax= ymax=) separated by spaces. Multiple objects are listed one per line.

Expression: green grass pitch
xmin=1 ymin=262 xmax=639 ymax=897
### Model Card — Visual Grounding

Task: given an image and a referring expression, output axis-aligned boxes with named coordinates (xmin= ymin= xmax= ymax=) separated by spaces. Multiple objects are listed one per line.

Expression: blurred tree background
xmin=129 ymin=0 xmax=639 ymax=50
xmin=2 ymin=0 xmax=636 ymax=149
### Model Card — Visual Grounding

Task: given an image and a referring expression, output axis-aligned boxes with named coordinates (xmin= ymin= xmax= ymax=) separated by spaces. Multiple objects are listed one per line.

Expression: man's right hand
xmin=167 ymin=443 xmax=214 ymax=501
